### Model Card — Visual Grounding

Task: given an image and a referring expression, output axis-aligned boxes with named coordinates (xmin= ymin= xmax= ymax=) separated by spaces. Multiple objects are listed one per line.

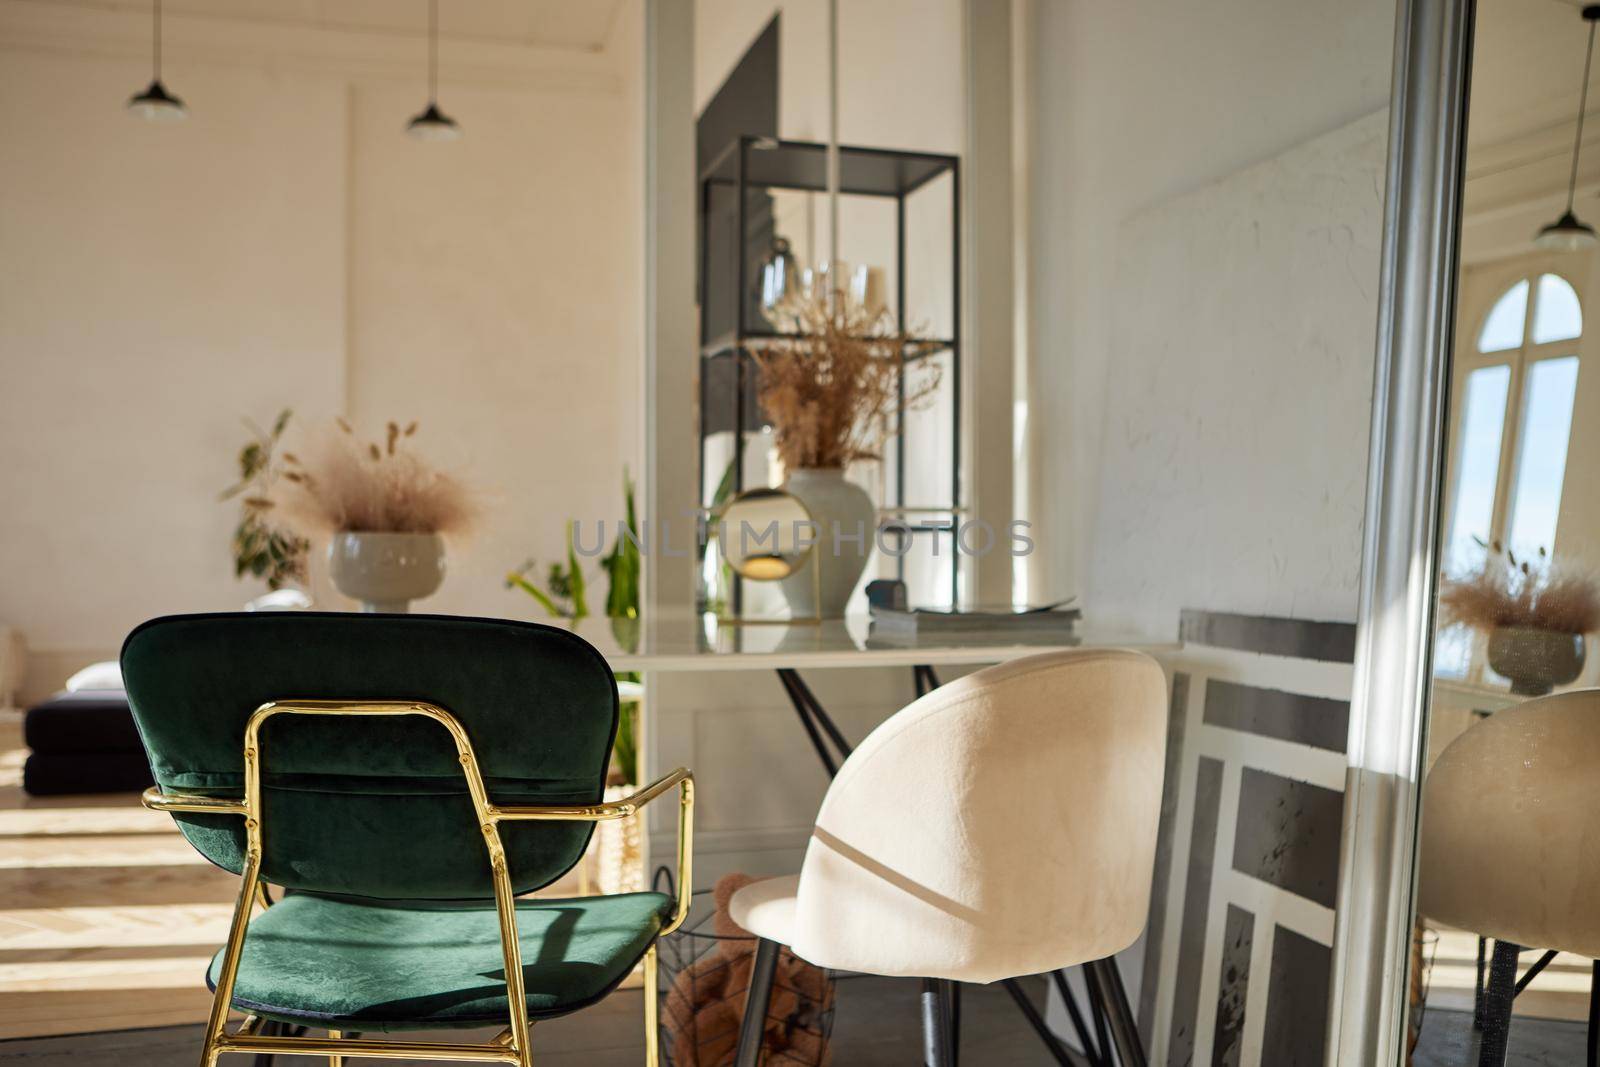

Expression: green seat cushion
xmin=209 ymin=891 xmax=672 ymax=1031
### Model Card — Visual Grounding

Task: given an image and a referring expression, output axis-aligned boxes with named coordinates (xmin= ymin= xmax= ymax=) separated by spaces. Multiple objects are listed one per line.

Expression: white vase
xmin=327 ymin=532 xmax=446 ymax=613
xmin=778 ymin=468 xmax=876 ymax=619
xmin=1485 ymin=626 xmax=1586 ymax=697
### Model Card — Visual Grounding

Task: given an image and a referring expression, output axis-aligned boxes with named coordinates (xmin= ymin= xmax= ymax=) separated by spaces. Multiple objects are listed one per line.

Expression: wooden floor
xmin=0 ymin=714 xmax=1073 ymax=1062
xmin=1413 ymin=1007 xmax=1589 ymax=1066
xmin=0 ymin=716 xmax=597 ymax=1042
xmin=0 ymin=716 xmax=231 ymax=1039
xmin=0 ymin=973 xmax=1073 ymax=1065
xmin=1422 ymin=926 xmax=1594 ymax=1023
xmin=6 ymin=714 xmax=1589 ymax=1062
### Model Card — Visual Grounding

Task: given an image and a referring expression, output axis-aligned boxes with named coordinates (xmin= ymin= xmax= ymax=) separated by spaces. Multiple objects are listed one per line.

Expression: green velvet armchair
xmin=122 ymin=613 xmax=693 ymax=1067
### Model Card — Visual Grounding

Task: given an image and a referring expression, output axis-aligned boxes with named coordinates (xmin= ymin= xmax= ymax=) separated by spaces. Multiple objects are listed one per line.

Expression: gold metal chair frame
xmin=141 ymin=699 xmax=695 ymax=1067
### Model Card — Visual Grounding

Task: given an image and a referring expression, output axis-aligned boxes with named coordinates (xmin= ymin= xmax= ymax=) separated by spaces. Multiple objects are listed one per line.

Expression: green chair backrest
xmin=121 ymin=613 xmax=618 ymax=902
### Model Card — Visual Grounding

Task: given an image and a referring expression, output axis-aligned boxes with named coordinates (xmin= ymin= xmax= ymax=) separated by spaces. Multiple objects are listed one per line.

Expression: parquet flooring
xmin=0 ymin=716 xmax=589 ymax=1040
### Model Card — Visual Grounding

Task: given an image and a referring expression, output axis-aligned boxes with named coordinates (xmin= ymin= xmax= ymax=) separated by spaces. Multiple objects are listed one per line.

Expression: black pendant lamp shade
xmin=1536 ymin=4 xmax=1600 ymax=251
xmin=407 ymin=0 xmax=461 ymax=141
xmin=127 ymin=0 xmax=186 ymax=122
xmin=1536 ymin=209 xmax=1597 ymax=252
xmin=407 ymin=102 xmax=461 ymax=142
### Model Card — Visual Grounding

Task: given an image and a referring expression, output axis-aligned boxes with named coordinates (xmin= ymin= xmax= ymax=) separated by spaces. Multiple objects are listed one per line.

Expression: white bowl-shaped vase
xmin=328 ymin=532 xmax=446 ymax=613
xmin=778 ymin=468 xmax=876 ymax=619
xmin=1485 ymin=626 xmax=1586 ymax=697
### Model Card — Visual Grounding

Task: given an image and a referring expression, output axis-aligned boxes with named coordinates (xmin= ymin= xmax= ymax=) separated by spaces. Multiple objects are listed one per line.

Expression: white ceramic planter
xmin=327 ymin=532 xmax=446 ymax=613
xmin=778 ymin=468 xmax=876 ymax=619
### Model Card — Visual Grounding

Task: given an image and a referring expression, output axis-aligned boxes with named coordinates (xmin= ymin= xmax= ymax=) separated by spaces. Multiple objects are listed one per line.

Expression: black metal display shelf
xmin=697 ymin=135 xmax=962 ymax=607
xmin=701 ymin=137 xmax=957 ymax=198
xmin=700 ymin=330 xmax=956 ymax=361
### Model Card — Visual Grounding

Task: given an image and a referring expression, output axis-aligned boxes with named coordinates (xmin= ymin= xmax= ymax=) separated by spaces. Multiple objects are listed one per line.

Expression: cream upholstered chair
xmin=1419 ymin=687 xmax=1600 ymax=1067
xmin=729 ymin=648 xmax=1168 ymax=1067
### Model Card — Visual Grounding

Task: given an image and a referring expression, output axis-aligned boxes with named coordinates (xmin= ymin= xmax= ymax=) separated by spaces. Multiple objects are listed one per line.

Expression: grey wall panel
xmin=1146 ymin=610 xmax=1354 ymax=1067
xmin=1202 ymin=679 xmax=1350 ymax=754
xmin=1262 ymin=925 xmax=1333 ymax=1066
xmin=1141 ymin=671 xmax=1191 ymax=1040
xmin=1179 ymin=610 xmax=1357 ymax=664
xmin=1212 ymin=906 xmax=1255 ymax=1067
xmin=1231 ymin=768 xmax=1345 ymax=910
xmin=1168 ymin=755 xmax=1224 ymax=1067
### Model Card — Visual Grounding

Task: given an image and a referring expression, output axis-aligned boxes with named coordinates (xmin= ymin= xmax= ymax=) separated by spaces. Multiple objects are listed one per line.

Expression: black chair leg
xmin=1082 ymin=963 xmax=1114 ymax=1063
xmin=1000 ymin=978 xmax=1075 ymax=1066
xmin=1474 ymin=935 xmax=1488 ymax=1030
xmin=1587 ymin=958 xmax=1598 ymax=1067
xmin=947 ymin=980 xmax=961 ymax=1065
xmin=1050 ymin=970 xmax=1105 ymax=1067
xmin=922 ymin=978 xmax=955 ymax=1067
xmin=734 ymin=937 xmax=781 ymax=1067
xmin=1086 ymin=956 xmax=1148 ymax=1067
xmin=1478 ymin=940 xmax=1520 ymax=1067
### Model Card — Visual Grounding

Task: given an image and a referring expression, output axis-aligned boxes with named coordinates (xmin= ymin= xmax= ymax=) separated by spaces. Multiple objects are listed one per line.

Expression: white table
xmin=568 ymin=613 xmax=1171 ymax=775
xmin=565 ymin=612 xmax=1170 ymax=1065
xmin=568 ymin=611 xmax=1165 ymax=672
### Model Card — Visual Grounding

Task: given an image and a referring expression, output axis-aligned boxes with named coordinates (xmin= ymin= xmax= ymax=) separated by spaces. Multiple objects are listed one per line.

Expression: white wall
xmin=1026 ymin=0 xmax=1396 ymax=623
xmin=694 ymin=0 xmax=963 ymax=152
xmin=1087 ymin=113 xmax=1389 ymax=635
xmin=0 ymin=0 xmax=642 ymax=698
xmin=343 ymin=78 xmax=641 ymax=622
xmin=1022 ymin=8 xmax=1396 ymax=1052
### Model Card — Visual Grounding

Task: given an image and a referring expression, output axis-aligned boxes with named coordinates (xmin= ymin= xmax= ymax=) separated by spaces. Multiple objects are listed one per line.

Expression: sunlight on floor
xmin=1423 ymin=926 xmax=1593 ymax=1022
xmin=0 ymin=717 xmax=602 ymax=1039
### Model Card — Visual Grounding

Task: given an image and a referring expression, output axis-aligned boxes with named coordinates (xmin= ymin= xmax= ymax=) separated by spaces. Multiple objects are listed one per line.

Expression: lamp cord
xmin=826 ymin=0 xmax=839 ymax=315
xmin=428 ymin=0 xmax=438 ymax=107
xmin=1567 ymin=16 xmax=1596 ymax=214
xmin=153 ymin=0 xmax=161 ymax=81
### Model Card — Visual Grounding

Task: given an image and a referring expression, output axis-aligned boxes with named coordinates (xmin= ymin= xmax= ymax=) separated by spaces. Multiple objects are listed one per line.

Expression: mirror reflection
xmin=1412 ymin=1 xmax=1600 ymax=1063
xmin=718 ymin=487 xmax=814 ymax=582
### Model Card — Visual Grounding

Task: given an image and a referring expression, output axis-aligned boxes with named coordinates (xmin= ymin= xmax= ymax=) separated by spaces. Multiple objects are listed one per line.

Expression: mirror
xmin=717 ymin=487 xmax=815 ymax=582
xmin=1408 ymin=1 xmax=1600 ymax=1062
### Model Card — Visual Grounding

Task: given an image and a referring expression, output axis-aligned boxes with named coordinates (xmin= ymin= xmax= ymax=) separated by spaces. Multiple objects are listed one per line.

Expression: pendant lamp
xmin=1536 ymin=5 xmax=1600 ymax=250
xmin=127 ymin=0 xmax=186 ymax=123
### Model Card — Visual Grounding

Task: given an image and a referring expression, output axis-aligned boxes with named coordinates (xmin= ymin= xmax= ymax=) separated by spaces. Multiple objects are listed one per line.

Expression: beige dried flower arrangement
xmin=276 ymin=419 xmax=481 ymax=539
xmin=746 ymin=293 xmax=940 ymax=471
xmin=1440 ymin=540 xmax=1600 ymax=635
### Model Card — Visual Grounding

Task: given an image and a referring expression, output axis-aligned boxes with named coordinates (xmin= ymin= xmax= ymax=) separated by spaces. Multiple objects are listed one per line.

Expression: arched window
xmin=1437 ymin=267 xmax=1585 ymax=680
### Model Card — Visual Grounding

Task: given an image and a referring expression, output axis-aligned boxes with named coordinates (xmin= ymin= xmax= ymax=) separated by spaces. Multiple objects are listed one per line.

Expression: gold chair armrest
xmin=493 ymin=767 xmax=696 ymax=935
xmin=491 ymin=767 xmax=691 ymax=822
xmin=145 ymin=767 xmax=698 ymax=935
xmin=142 ymin=787 xmax=248 ymax=816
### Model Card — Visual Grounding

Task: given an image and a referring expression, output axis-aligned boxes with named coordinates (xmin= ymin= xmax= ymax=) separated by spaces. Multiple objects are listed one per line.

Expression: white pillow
xmin=246 ymin=589 xmax=313 ymax=612
xmin=65 ymin=660 xmax=124 ymax=692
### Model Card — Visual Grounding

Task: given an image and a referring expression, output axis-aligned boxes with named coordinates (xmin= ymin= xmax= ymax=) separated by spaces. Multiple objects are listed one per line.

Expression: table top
xmin=559 ymin=612 xmax=1176 ymax=672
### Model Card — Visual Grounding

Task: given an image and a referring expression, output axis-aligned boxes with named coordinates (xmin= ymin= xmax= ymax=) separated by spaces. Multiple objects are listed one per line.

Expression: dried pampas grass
xmin=276 ymin=419 xmax=482 ymax=539
xmin=747 ymin=293 xmax=939 ymax=471
xmin=1440 ymin=543 xmax=1600 ymax=635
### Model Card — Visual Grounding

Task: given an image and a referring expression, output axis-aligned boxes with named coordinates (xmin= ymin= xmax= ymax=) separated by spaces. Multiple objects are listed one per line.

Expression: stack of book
xmin=867 ymin=600 xmax=1081 ymax=641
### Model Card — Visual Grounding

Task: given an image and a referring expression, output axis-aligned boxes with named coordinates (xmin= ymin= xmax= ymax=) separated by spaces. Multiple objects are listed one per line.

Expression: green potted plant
xmin=507 ymin=471 xmax=644 ymax=895
xmin=221 ymin=409 xmax=310 ymax=593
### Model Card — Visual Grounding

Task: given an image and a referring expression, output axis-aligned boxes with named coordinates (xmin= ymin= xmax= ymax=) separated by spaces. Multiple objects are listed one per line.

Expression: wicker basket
xmin=653 ymin=869 xmax=834 ymax=1066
